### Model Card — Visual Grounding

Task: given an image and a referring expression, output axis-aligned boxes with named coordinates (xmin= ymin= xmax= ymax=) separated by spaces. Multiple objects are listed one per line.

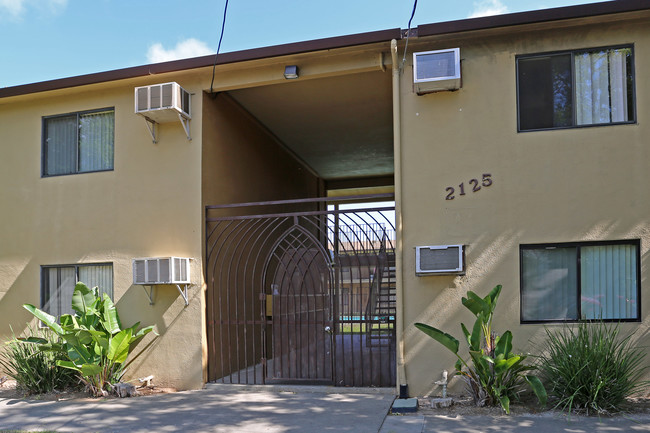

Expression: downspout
xmin=391 ymin=38 xmax=407 ymax=394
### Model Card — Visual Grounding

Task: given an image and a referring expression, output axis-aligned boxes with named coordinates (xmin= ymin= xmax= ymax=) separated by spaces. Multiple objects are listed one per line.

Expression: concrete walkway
xmin=0 ymin=384 xmax=394 ymax=433
xmin=1 ymin=385 xmax=650 ymax=433
xmin=380 ymin=411 xmax=650 ymax=433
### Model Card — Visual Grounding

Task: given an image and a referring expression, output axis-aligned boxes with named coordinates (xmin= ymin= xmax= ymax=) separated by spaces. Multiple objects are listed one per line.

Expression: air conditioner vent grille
xmin=137 ymin=88 xmax=148 ymax=112
xmin=133 ymin=257 xmax=191 ymax=285
xmin=416 ymin=245 xmax=465 ymax=275
xmin=134 ymin=82 xmax=191 ymax=122
xmin=135 ymin=259 xmax=146 ymax=283
xmin=162 ymin=83 xmax=173 ymax=107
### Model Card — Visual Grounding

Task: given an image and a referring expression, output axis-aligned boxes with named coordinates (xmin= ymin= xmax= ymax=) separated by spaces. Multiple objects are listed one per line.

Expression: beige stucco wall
xmin=399 ymin=15 xmax=650 ymax=397
xmin=0 ymin=75 xmax=206 ymax=390
xmin=201 ymin=92 xmax=321 ymax=208
xmin=0 ymin=41 xmax=388 ymax=390
xmin=3 ymin=10 xmax=648 ymax=396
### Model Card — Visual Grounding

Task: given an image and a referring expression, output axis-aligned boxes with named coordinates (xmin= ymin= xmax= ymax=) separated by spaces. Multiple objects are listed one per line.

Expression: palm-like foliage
xmin=22 ymin=282 xmax=155 ymax=397
xmin=415 ymin=285 xmax=546 ymax=414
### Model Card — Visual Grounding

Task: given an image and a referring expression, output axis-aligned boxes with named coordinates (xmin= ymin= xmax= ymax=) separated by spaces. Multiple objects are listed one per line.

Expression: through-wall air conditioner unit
xmin=413 ymin=48 xmax=461 ymax=95
xmin=415 ymin=245 xmax=465 ymax=276
xmin=132 ymin=257 xmax=191 ymax=285
xmin=135 ymin=82 xmax=191 ymax=121
xmin=134 ymin=82 xmax=191 ymax=143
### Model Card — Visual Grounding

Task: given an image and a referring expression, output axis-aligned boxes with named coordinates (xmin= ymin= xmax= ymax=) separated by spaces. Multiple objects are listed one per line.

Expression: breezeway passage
xmin=206 ymin=195 xmax=396 ymax=387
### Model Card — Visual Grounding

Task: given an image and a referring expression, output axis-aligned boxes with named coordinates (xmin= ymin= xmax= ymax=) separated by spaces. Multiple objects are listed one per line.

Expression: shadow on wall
xmin=0 ymin=258 xmax=42 ymax=343
xmin=406 ymin=220 xmax=650 ymax=396
xmin=114 ymin=283 xmax=175 ymax=356
xmin=115 ymin=283 xmax=202 ymax=387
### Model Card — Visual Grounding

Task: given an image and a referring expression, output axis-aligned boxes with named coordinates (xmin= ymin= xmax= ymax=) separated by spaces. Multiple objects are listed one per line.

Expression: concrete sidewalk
xmin=380 ymin=411 xmax=650 ymax=433
xmin=0 ymin=384 xmax=394 ymax=433
xmin=2 ymin=385 xmax=650 ymax=433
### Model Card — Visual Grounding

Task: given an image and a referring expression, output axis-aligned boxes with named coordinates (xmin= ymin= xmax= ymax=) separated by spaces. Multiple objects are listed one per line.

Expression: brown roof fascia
xmin=3 ymin=0 xmax=649 ymax=100
xmin=417 ymin=0 xmax=650 ymax=37
xmin=0 ymin=28 xmax=401 ymax=99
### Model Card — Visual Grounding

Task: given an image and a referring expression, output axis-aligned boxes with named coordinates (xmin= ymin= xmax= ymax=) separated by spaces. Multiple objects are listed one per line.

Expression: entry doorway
xmin=205 ymin=194 xmax=396 ymax=387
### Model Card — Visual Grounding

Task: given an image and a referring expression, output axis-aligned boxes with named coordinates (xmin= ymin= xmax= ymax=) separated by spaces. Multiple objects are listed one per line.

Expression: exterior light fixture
xmin=284 ymin=65 xmax=299 ymax=79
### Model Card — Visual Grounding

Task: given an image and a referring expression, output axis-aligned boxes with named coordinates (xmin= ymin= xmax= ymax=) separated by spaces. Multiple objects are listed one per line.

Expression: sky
xmin=0 ymin=0 xmax=597 ymax=88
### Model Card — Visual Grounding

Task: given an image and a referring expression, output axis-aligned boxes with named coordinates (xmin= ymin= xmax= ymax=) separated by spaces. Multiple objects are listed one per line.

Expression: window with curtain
xmin=520 ymin=241 xmax=639 ymax=322
xmin=517 ymin=46 xmax=635 ymax=131
xmin=41 ymin=264 xmax=113 ymax=318
xmin=43 ymin=108 xmax=114 ymax=176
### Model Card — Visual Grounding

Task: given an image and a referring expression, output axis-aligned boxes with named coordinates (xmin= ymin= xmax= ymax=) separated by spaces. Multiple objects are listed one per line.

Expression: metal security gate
xmin=205 ymin=194 xmax=396 ymax=387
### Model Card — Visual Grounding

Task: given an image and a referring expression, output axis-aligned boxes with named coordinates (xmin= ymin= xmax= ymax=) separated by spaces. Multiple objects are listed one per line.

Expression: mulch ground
xmin=0 ymin=378 xmax=176 ymax=402
xmin=414 ymin=392 xmax=650 ymax=417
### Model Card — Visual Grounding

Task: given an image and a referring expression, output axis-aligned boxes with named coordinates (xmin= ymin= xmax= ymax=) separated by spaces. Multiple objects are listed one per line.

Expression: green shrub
xmin=0 ymin=325 xmax=79 ymax=395
xmin=538 ymin=321 xmax=648 ymax=415
xmin=23 ymin=282 xmax=156 ymax=397
xmin=415 ymin=285 xmax=546 ymax=414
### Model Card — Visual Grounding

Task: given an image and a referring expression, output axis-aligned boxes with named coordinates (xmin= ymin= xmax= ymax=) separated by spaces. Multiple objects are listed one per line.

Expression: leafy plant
xmin=0 ymin=325 xmax=79 ymax=395
xmin=22 ymin=282 xmax=155 ymax=397
xmin=415 ymin=284 xmax=546 ymax=414
xmin=538 ymin=320 xmax=648 ymax=415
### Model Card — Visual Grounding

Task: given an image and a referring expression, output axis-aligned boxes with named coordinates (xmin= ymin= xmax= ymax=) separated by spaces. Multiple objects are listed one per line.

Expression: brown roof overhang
xmin=0 ymin=28 xmax=401 ymax=99
xmin=417 ymin=0 xmax=650 ymax=36
xmin=2 ymin=0 xmax=649 ymax=99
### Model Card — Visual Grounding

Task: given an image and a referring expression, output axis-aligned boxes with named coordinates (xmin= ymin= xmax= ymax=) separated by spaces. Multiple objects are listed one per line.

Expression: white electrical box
xmin=415 ymin=245 xmax=465 ymax=275
xmin=413 ymin=48 xmax=461 ymax=94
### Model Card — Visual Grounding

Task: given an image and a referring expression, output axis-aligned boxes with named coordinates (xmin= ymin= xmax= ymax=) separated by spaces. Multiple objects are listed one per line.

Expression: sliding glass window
xmin=41 ymin=264 xmax=113 ymax=318
xmin=520 ymin=240 xmax=640 ymax=322
xmin=43 ymin=108 xmax=114 ymax=176
xmin=517 ymin=46 xmax=635 ymax=131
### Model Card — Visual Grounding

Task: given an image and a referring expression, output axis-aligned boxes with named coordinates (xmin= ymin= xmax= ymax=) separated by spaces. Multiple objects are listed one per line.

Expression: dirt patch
xmin=413 ymin=392 xmax=650 ymax=417
xmin=0 ymin=378 xmax=177 ymax=402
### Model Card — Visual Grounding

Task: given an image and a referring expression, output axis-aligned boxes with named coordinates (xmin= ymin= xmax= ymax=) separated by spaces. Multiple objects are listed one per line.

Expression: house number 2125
xmin=445 ymin=174 xmax=493 ymax=200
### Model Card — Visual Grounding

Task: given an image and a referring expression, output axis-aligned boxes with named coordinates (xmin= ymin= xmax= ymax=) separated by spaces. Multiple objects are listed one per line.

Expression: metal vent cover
xmin=136 ymin=88 xmax=148 ymax=112
xmin=132 ymin=257 xmax=191 ymax=285
xmin=415 ymin=245 xmax=464 ymax=275
xmin=134 ymin=82 xmax=191 ymax=122
xmin=161 ymin=83 xmax=173 ymax=107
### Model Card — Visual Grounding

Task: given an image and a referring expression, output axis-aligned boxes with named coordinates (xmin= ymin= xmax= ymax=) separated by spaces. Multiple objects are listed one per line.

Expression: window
xmin=520 ymin=240 xmax=640 ymax=322
xmin=41 ymin=264 xmax=113 ymax=317
xmin=42 ymin=108 xmax=114 ymax=176
xmin=517 ymin=46 xmax=635 ymax=131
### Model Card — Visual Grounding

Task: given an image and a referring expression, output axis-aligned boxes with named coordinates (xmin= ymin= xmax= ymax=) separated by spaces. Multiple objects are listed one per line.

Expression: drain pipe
xmin=391 ymin=38 xmax=407 ymax=395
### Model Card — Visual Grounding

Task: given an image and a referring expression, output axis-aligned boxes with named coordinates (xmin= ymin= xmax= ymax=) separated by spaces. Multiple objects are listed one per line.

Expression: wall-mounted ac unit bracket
xmin=141 ymin=283 xmax=191 ymax=306
xmin=178 ymin=115 xmax=191 ymax=141
xmin=141 ymin=114 xmax=191 ymax=144
xmin=135 ymin=82 xmax=191 ymax=143
xmin=142 ymin=117 xmax=157 ymax=144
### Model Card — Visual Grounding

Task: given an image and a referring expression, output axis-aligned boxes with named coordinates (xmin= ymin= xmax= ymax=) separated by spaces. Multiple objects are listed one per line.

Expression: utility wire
xmin=210 ymin=0 xmax=230 ymax=96
xmin=402 ymin=0 xmax=418 ymax=66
